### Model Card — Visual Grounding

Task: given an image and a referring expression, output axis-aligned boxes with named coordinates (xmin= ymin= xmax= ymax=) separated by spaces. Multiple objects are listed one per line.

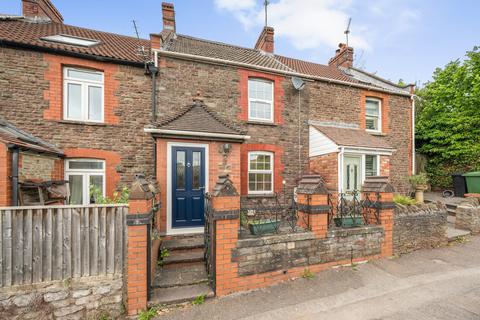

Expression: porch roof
xmin=147 ymin=99 xmax=249 ymax=141
xmin=311 ymin=124 xmax=393 ymax=150
xmin=0 ymin=117 xmax=64 ymax=156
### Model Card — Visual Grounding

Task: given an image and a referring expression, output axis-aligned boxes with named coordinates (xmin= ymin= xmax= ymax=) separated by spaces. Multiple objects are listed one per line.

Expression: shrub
xmin=393 ymin=195 xmax=417 ymax=206
xmin=408 ymin=173 xmax=429 ymax=188
xmin=89 ymin=185 xmax=129 ymax=204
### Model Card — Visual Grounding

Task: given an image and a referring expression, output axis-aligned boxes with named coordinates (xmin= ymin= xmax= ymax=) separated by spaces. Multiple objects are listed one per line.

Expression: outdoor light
xmin=222 ymin=143 xmax=232 ymax=154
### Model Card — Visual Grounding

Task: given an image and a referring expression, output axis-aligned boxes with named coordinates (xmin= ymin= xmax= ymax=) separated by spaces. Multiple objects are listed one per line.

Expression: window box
xmin=248 ymin=218 xmax=280 ymax=235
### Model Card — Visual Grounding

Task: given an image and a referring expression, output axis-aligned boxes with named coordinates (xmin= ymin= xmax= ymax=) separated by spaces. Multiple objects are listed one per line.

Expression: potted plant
xmin=409 ymin=173 xmax=429 ymax=203
xmin=333 ymin=215 xmax=363 ymax=228
xmin=248 ymin=218 xmax=280 ymax=235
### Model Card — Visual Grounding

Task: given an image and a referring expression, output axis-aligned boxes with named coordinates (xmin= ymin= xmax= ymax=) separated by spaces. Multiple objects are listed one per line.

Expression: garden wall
xmin=455 ymin=198 xmax=480 ymax=234
xmin=393 ymin=203 xmax=448 ymax=255
xmin=233 ymin=226 xmax=384 ymax=276
xmin=0 ymin=275 xmax=123 ymax=320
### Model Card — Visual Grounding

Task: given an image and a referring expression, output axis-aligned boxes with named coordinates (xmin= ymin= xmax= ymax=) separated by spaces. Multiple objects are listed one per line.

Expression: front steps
xmin=149 ymin=235 xmax=214 ymax=306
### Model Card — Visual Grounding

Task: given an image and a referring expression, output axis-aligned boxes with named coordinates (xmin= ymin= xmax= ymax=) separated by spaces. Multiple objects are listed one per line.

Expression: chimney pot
xmin=255 ymin=26 xmax=274 ymax=54
xmin=162 ymin=2 xmax=176 ymax=32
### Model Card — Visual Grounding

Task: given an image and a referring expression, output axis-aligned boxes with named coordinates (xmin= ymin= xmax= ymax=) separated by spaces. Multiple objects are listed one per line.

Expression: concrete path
xmin=156 ymin=236 xmax=480 ymax=320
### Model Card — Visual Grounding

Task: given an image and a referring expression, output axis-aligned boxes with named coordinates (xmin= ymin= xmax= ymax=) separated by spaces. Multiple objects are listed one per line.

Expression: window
xmin=248 ymin=78 xmax=274 ymax=122
xmin=41 ymin=34 xmax=100 ymax=47
xmin=365 ymin=98 xmax=381 ymax=132
xmin=64 ymin=67 xmax=104 ymax=122
xmin=65 ymin=159 xmax=105 ymax=205
xmin=248 ymin=152 xmax=274 ymax=194
xmin=365 ymin=155 xmax=378 ymax=177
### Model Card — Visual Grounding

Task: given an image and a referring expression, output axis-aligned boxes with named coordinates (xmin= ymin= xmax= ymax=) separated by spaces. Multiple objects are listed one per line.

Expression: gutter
xmin=144 ymin=128 xmax=251 ymax=141
xmin=0 ymin=40 xmax=145 ymax=68
xmin=153 ymin=49 xmax=412 ymax=98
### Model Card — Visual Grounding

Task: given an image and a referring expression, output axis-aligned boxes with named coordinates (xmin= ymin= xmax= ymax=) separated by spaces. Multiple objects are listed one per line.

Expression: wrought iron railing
xmin=204 ymin=193 xmax=216 ymax=291
xmin=329 ymin=190 xmax=381 ymax=228
xmin=239 ymin=193 xmax=309 ymax=237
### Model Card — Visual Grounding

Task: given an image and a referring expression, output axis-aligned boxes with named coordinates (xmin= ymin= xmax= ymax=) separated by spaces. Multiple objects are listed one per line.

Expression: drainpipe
xmin=11 ymin=146 xmax=19 ymax=206
xmin=146 ymin=61 xmax=159 ymax=178
xmin=411 ymin=94 xmax=416 ymax=175
xmin=338 ymin=147 xmax=345 ymax=194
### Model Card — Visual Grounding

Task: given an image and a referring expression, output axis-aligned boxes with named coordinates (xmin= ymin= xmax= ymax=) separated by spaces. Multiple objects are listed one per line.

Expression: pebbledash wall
xmin=0 ymin=47 xmax=155 ymax=199
xmin=0 ymin=275 xmax=123 ymax=320
xmin=393 ymin=203 xmax=448 ymax=255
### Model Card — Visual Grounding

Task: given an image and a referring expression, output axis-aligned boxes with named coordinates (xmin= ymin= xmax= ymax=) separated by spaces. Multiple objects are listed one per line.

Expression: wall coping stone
xmin=212 ymin=174 xmax=239 ymax=196
xmin=212 ymin=209 xmax=240 ymax=220
xmin=296 ymin=175 xmax=329 ymax=195
xmin=394 ymin=202 xmax=446 ymax=216
xmin=362 ymin=176 xmax=395 ymax=193
xmin=297 ymin=204 xmax=331 ymax=214
xmin=126 ymin=212 xmax=153 ymax=225
xmin=328 ymin=225 xmax=384 ymax=237
xmin=236 ymin=231 xmax=315 ymax=248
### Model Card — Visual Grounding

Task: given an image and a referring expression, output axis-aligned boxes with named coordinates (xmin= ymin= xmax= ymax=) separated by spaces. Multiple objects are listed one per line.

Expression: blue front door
xmin=172 ymin=146 xmax=206 ymax=228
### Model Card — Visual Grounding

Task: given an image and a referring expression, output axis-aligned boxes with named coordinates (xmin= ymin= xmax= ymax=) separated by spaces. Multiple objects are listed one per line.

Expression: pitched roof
xmin=0 ymin=18 xmax=150 ymax=64
xmin=312 ymin=124 xmax=392 ymax=150
xmin=163 ymin=34 xmax=292 ymax=72
xmin=0 ymin=117 xmax=64 ymax=155
xmin=155 ymin=100 xmax=246 ymax=136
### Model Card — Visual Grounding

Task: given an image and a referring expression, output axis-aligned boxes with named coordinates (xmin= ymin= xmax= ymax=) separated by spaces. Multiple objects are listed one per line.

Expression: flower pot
xmin=248 ymin=219 xmax=279 ymax=235
xmin=334 ymin=216 xmax=363 ymax=228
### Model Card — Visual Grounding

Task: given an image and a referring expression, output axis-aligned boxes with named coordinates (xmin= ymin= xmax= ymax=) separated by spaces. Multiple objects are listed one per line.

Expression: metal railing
xmin=204 ymin=194 xmax=216 ymax=291
xmin=329 ymin=191 xmax=381 ymax=228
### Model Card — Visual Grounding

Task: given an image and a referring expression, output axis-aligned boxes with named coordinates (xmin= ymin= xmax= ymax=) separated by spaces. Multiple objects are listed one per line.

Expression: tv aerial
xmin=344 ymin=18 xmax=352 ymax=47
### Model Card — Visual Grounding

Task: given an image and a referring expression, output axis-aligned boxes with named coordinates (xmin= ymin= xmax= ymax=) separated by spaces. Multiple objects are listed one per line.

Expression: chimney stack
xmin=162 ymin=2 xmax=176 ymax=32
xmin=328 ymin=43 xmax=354 ymax=68
xmin=255 ymin=27 xmax=274 ymax=54
xmin=22 ymin=0 xmax=63 ymax=23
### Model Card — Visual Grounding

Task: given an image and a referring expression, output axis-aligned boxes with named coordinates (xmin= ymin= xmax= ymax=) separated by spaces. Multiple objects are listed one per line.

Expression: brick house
xmin=0 ymin=0 xmax=414 ymax=236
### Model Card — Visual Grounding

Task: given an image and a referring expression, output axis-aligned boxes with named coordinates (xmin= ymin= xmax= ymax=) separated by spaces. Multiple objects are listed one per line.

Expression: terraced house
xmin=0 ymin=0 xmax=419 ymax=314
xmin=0 ymin=0 xmax=414 ymax=233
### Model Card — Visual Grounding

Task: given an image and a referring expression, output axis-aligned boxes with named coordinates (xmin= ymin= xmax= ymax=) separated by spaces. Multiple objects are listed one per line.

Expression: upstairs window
xmin=365 ymin=155 xmax=378 ymax=177
xmin=64 ymin=67 xmax=104 ymax=122
xmin=248 ymin=78 xmax=274 ymax=122
xmin=248 ymin=152 xmax=274 ymax=194
xmin=65 ymin=159 xmax=105 ymax=205
xmin=365 ymin=98 xmax=381 ymax=132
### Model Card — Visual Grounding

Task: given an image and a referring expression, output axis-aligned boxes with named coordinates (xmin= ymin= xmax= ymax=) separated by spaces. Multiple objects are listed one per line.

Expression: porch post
xmin=210 ymin=175 xmax=241 ymax=296
xmin=126 ymin=175 xmax=155 ymax=316
xmin=296 ymin=175 xmax=331 ymax=239
xmin=362 ymin=176 xmax=395 ymax=257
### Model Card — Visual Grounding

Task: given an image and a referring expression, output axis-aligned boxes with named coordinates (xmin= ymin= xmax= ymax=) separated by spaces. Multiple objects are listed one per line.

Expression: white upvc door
xmin=343 ymin=155 xmax=362 ymax=194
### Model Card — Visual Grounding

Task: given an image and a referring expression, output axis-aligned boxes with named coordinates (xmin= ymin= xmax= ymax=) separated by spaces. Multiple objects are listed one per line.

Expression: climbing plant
xmin=416 ymin=46 xmax=480 ymax=189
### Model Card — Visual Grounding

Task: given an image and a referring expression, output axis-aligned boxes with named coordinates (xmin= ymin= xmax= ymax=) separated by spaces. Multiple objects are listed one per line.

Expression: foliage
xmin=138 ymin=307 xmax=157 ymax=320
xmin=408 ymin=173 xmax=429 ymax=188
xmin=192 ymin=294 xmax=206 ymax=305
xmin=393 ymin=194 xmax=417 ymax=206
xmin=301 ymin=268 xmax=314 ymax=280
xmin=89 ymin=185 xmax=129 ymax=204
xmin=158 ymin=248 xmax=169 ymax=267
xmin=416 ymin=47 xmax=480 ymax=189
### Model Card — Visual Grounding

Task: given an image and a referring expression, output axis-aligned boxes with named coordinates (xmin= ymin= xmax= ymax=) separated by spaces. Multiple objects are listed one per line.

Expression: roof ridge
xmin=176 ymin=34 xmax=262 ymax=53
xmin=348 ymin=67 xmax=410 ymax=89
xmin=275 ymin=53 xmax=330 ymax=69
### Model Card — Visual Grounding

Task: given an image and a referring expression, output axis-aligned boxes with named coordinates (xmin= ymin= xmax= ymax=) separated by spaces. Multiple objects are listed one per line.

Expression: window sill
xmin=366 ymin=131 xmax=386 ymax=136
xmin=246 ymin=193 xmax=276 ymax=199
xmin=246 ymin=121 xmax=277 ymax=126
xmin=57 ymin=120 xmax=108 ymax=127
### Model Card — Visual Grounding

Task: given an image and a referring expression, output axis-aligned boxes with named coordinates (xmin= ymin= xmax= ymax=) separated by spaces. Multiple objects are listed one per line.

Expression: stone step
xmin=149 ymin=283 xmax=214 ymax=306
xmin=153 ymin=263 xmax=208 ymax=288
xmin=447 ymin=215 xmax=456 ymax=225
xmin=162 ymin=250 xmax=204 ymax=266
xmin=162 ymin=235 xmax=204 ymax=251
xmin=447 ymin=226 xmax=471 ymax=242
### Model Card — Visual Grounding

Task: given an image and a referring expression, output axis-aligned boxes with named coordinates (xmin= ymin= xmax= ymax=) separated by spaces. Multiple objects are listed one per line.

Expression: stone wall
xmin=19 ymin=152 xmax=56 ymax=182
xmin=393 ymin=203 xmax=448 ymax=255
xmin=0 ymin=275 xmax=123 ymax=320
xmin=455 ymin=198 xmax=480 ymax=234
xmin=233 ymin=226 xmax=384 ymax=276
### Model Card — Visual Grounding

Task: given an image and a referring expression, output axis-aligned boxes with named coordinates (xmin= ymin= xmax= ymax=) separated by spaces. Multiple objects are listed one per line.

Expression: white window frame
xmin=365 ymin=97 xmax=382 ymax=133
xmin=65 ymin=159 xmax=106 ymax=205
xmin=248 ymin=151 xmax=274 ymax=195
xmin=363 ymin=154 xmax=380 ymax=179
xmin=63 ymin=67 xmax=104 ymax=123
xmin=248 ymin=78 xmax=274 ymax=123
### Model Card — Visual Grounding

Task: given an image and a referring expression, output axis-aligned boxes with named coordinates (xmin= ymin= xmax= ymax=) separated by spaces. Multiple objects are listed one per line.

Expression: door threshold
xmin=167 ymin=227 xmax=204 ymax=236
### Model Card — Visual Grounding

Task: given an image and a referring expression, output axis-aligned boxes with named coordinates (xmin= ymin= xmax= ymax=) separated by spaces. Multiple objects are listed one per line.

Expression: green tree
xmin=416 ymin=46 xmax=480 ymax=188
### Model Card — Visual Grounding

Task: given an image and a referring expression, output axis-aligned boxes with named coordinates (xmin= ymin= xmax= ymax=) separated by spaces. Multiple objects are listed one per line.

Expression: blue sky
xmin=2 ymin=0 xmax=479 ymax=85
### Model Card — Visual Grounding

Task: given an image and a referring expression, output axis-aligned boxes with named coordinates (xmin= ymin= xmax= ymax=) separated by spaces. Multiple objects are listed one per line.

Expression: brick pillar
xmin=295 ymin=175 xmax=331 ymax=239
xmin=362 ymin=176 xmax=395 ymax=258
xmin=0 ymin=143 xmax=12 ymax=206
xmin=126 ymin=174 xmax=155 ymax=316
xmin=210 ymin=175 xmax=241 ymax=296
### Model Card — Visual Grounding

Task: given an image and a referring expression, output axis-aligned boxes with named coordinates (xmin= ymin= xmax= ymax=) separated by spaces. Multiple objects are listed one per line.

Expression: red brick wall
xmin=155 ymin=138 xmax=241 ymax=233
xmin=0 ymin=143 xmax=12 ymax=206
xmin=309 ymin=153 xmax=338 ymax=192
xmin=64 ymin=148 xmax=121 ymax=199
xmin=380 ymin=155 xmax=391 ymax=177
xmin=240 ymin=144 xmax=284 ymax=196
xmin=238 ymin=69 xmax=284 ymax=125
xmin=43 ymin=54 xmax=120 ymax=124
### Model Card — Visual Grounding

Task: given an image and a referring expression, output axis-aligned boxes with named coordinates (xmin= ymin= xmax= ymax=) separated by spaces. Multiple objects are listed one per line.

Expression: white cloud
xmin=214 ymin=0 xmax=421 ymax=53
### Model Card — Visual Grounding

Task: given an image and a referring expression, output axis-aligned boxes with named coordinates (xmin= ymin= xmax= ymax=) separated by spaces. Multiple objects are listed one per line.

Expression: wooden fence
xmin=0 ymin=204 xmax=127 ymax=287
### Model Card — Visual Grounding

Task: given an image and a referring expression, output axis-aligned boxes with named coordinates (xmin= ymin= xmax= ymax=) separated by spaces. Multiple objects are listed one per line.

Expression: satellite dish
xmin=291 ymin=76 xmax=305 ymax=90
